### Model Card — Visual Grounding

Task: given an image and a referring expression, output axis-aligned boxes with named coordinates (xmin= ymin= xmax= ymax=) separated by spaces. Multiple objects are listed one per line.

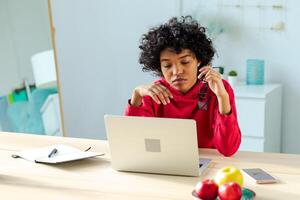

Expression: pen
xmin=48 ymin=148 xmax=58 ymax=158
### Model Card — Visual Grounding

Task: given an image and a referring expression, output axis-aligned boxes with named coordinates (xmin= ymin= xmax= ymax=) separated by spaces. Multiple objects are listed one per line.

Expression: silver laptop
xmin=104 ymin=115 xmax=211 ymax=177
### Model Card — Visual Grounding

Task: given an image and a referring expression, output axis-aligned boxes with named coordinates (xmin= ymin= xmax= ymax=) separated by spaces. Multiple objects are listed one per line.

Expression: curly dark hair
xmin=139 ymin=16 xmax=215 ymax=76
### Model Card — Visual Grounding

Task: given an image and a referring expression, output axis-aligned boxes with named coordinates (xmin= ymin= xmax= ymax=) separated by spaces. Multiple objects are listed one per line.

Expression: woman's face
xmin=160 ymin=48 xmax=200 ymax=93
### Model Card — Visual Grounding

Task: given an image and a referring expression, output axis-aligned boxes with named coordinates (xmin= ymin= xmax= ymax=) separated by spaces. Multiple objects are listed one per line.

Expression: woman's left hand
xmin=198 ymin=66 xmax=231 ymax=114
xmin=198 ymin=66 xmax=227 ymax=97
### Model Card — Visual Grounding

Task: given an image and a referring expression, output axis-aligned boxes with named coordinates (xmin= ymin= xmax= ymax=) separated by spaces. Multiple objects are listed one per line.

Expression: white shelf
xmin=40 ymin=93 xmax=63 ymax=136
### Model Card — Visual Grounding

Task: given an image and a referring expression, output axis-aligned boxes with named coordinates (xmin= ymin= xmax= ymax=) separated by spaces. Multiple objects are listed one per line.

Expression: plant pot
xmin=228 ymin=76 xmax=237 ymax=87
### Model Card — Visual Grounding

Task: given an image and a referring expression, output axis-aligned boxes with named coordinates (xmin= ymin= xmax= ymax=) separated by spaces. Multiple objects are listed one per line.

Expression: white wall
xmin=52 ymin=0 xmax=180 ymax=139
xmin=182 ymin=0 xmax=300 ymax=154
xmin=0 ymin=0 xmax=52 ymax=96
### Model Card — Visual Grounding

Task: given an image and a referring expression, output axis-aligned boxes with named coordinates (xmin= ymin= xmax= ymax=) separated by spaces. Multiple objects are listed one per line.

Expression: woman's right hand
xmin=130 ymin=83 xmax=173 ymax=107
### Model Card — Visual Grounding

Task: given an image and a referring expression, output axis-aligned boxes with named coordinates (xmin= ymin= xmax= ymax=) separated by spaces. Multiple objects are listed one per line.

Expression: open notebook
xmin=12 ymin=144 xmax=104 ymax=164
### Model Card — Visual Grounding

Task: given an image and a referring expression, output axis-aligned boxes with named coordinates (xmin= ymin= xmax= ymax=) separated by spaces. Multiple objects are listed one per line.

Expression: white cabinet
xmin=234 ymin=83 xmax=282 ymax=152
xmin=40 ymin=93 xmax=63 ymax=136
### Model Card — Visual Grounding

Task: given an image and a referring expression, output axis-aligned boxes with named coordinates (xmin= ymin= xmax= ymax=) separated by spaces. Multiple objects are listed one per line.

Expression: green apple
xmin=214 ymin=167 xmax=243 ymax=187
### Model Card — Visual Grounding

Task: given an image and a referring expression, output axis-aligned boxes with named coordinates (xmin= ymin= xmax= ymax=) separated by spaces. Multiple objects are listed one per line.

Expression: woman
xmin=125 ymin=16 xmax=241 ymax=157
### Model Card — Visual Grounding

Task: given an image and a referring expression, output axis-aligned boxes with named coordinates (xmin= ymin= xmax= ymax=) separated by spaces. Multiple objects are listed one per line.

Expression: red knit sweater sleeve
xmin=212 ymin=80 xmax=241 ymax=157
xmin=124 ymin=96 xmax=155 ymax=117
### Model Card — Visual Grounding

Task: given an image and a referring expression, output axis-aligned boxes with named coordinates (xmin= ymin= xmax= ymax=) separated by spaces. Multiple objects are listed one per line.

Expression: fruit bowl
xmin=192 ymin=187 xmax=256 ymax=200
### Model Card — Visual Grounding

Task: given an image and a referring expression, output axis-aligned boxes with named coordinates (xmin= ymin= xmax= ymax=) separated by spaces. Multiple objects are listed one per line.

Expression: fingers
xmin=206 ymin=70 xmax=222 ymax=80
xmin=150 ymin=87 xmax=168 ymax=105
xmin=159 ymin=85 xmax=173 ymax=99
xmin=198 ymin=66 xmax=211 ymax=80
xmin=148 ymin=84 xmax=173 ymax=105
xmin=205 ymin=72 xmax=222 ymax=83
xmin=148 ymin=89 xmax=162 ymax=105
xmin=198 ymin=66 xmax=222 ymax=82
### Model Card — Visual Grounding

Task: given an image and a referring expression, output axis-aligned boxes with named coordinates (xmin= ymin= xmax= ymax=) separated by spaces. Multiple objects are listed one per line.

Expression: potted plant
xmin=228 ymin=70 xmax=238 ymax=87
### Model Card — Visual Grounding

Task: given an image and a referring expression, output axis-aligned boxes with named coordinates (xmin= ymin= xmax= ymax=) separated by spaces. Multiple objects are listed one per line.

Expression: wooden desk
xmin=0 ymin=132 xmax=300 ymax=200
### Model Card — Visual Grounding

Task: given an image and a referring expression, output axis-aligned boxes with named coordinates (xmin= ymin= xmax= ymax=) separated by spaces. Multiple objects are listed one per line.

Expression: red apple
xmin=218 ymin=182 xmax=242 ymax=200
xmin=195 ymin=179 xmax=219 ymax=200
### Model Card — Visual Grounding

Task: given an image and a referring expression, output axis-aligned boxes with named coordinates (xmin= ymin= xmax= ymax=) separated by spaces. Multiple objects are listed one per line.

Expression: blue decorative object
xmin=5 ymin=88 xmax=58 ymax=134
xmin=246 ymin=59 xmax=264 ymax=85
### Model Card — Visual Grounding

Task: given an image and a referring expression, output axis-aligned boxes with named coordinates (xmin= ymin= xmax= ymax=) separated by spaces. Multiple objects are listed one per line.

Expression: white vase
xmin=228 ymin=76 xmax=237 ymax=87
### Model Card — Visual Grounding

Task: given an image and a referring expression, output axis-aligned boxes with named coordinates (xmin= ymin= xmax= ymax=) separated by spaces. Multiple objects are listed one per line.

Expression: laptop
xmin=104 ymin=115 xmax=211 ymax=177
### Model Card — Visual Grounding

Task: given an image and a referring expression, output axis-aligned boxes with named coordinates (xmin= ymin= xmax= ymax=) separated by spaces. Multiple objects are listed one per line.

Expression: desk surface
xmin=0 ymin=132 xmax=300 ymax=200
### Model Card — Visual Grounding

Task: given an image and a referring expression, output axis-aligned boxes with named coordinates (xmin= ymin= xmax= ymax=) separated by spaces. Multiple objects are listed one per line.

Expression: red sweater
xmin=125 ymin=79 xmax=241 ymax=156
